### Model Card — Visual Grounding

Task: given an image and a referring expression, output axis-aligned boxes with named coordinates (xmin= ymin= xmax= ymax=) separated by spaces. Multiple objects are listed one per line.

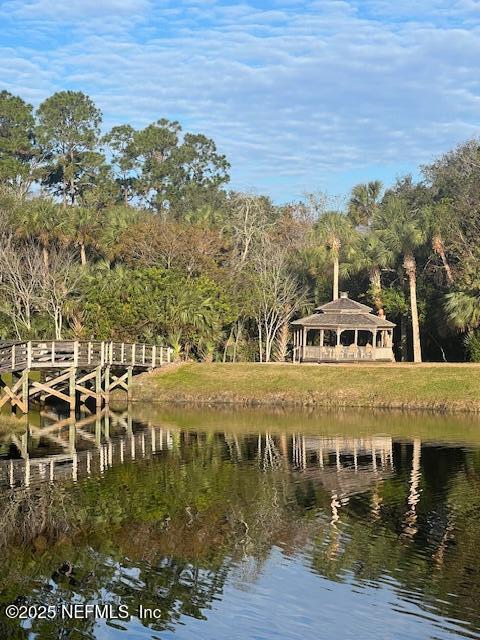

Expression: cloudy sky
xmin=1 ymin=0 xmax=479 ymax=202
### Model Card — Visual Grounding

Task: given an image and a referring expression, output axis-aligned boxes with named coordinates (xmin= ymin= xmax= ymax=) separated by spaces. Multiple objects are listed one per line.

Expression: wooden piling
xmin=22 ymin=370 xmax=29 ymax=414
xmin=104 ymin=365 xmax=110 ymax=405
xmin=69 ymin=368 xmax=76 ymax=413
xmin=127 ymin=366 xmax=133 ymax=401
xmin=95 ymin=366 xmax=102 ymax=409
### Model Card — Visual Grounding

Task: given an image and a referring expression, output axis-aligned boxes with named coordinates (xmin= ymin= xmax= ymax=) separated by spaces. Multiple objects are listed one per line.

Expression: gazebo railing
xmin=303 ymin=346 xmax=374 ymax=361
xmin=295 ymin=345 xmax=394 ymax=362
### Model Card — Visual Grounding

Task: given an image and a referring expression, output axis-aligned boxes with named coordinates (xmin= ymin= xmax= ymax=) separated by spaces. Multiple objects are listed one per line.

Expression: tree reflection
xmin=0 ymin=425 xmax=479 ymax=637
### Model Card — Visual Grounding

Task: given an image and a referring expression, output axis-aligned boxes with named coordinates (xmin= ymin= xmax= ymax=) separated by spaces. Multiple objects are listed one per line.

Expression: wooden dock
xmin=0 ymin=340 xmax=173 ymax=413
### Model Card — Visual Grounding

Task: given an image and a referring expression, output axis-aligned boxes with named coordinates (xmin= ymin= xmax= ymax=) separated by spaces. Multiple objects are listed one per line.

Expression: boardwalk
xmin=0 ymin=340 xmax=172 ymax=413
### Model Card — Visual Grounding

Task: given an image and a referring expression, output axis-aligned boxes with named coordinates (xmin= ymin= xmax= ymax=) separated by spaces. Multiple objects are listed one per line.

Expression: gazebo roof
xmin=315 ymin=297 xmax=373 ymax=314
xmin=291 ymin=292 xmax=396 ymax=329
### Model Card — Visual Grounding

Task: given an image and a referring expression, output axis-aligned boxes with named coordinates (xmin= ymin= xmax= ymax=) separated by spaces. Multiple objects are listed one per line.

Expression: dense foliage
xmin=1 ymin=89 xmax=480 ymax=361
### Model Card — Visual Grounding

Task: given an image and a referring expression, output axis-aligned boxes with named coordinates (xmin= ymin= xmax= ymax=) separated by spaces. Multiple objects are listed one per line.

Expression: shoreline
xmin=126 ymin=362 xmax=480 ymax=414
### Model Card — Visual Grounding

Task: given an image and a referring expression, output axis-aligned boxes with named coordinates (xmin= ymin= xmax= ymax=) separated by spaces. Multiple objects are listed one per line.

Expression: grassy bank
xmin=129 ymin=362 xmax=480 ymax=412
xmin=0 ymin=413 xmax=29 ymax=436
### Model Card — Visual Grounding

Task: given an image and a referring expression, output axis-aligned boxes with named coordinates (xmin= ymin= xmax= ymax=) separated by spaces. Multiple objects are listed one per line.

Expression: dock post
xmin=95 ymin=365 xmax=103 ymax=409
xmin=127 ymin=366 xmax=133 ymax=402
xmin=104 ymin=365 xmax=110 ymax=405
xmin=21 ymin=369 xmax=29 ymax=414
xmin=69 ymin=368 xmax=76 ymax=414
xmin=26 ymin=341 xmax=32 ymax=369
xmin=151 ymin=345 xmax=156 ymax=369
xmin=11 ymin=371 xmax=27 ymax=413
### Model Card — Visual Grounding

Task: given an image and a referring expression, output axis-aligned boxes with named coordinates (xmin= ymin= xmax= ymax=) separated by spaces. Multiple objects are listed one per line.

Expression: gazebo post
xmin=373 ymin=330 xmax=377 ymax=358
xmin=320 ymin=329 xmax=324 ymax=347
xmin=302 ymin=327 xmax=306 ymax=361
xmin=336 ymin=328 xmax=341 ymax=347
xmin=354 ymin=329 xmax=358 ymax=346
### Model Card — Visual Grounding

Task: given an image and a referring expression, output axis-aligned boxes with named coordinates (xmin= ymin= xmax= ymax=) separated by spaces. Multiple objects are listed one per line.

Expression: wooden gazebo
xmin=291 ymin=292 xmax=395 ymax=363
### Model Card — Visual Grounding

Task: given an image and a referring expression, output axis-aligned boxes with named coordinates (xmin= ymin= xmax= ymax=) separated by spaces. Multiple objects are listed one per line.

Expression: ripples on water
xmin=0 ymin=406 xmax=480 ymax=639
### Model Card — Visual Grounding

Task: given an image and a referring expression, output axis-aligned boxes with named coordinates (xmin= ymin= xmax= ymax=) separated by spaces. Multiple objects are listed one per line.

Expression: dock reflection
xmin=0 ymin=410 xmax=416 ymax=511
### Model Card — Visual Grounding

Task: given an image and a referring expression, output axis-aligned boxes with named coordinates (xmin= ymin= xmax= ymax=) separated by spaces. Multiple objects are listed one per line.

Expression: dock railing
xmin=0 ymin=340 xmax=173 ymax=374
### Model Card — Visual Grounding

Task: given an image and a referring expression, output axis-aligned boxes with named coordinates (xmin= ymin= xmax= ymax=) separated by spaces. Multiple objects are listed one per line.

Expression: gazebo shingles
xmin=291 ymin=312 xmax=395 ymax=329
xmin=315 ymin=298 xmax=373 ymax=313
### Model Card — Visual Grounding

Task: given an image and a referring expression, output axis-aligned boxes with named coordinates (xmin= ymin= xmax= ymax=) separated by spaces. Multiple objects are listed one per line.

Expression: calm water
xmin=1 ymin=405 xmax=480 ymax=639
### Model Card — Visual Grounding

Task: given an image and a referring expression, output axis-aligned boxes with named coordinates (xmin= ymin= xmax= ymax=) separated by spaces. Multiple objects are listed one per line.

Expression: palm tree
xmin=342 ymin=232 xmax=394 ymax=313
xmin=445 ymin=291 xmax=480 ymax=331
xmin=375 ymin=196 xmax=426 ymax=363
xmin=347 ymin=180 xmax=383 ymax=227
xmin=166 ymin=287 xmax=220 ymax=359
xmin=316 ymin=212 xmax=353 ymax=301
xmin=63 ymin=206 xmax=101 ymax=266
xmin=98 ymin=205 xmax=139 ymax=267
xmin=13 ymin=197 xmax=61 ymax=267
xmin=423 ymin=202 xmax=454 ymax=284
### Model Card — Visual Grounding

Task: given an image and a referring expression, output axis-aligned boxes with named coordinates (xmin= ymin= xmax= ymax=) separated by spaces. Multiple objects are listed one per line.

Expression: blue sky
xmin=1 ymin=0 xmax=480 ymax=202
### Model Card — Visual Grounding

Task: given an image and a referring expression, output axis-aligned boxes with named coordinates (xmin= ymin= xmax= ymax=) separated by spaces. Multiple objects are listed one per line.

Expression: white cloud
xmin=3 ymin=0 xmax=152 ymax=19
xmin=1 ymin=0 xmax=480 ymax=200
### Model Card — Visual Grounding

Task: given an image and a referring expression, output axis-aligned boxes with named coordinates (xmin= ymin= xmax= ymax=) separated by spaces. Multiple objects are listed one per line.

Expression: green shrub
xmin=464 ymin=331 xmax=480 ymax=362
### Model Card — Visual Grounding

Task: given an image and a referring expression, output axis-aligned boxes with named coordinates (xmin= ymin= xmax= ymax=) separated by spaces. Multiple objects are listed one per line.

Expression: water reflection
xmin=0 ymin=406 xmax=479 ymax=639
xmin=1 ymin=409 xmax=177 ymax=489
xmin=402 ymin=437 xmax=422 ymax=539
xmin=2 ymin=410 xmax=400 ymax=492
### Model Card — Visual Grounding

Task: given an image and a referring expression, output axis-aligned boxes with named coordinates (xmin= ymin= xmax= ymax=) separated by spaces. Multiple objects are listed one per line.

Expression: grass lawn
xmin=131 ymin=362 xmax=480 ymax=412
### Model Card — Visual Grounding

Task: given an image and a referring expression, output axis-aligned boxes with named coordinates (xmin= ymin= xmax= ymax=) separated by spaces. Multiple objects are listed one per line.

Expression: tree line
xmin=1 ymin=88 xmax=479 ymax=361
